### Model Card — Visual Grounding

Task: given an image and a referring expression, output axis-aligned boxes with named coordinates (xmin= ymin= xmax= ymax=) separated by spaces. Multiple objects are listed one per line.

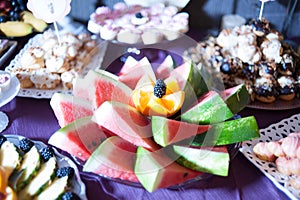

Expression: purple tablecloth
xmin=1 ymin=30 xmax=300 ymax=200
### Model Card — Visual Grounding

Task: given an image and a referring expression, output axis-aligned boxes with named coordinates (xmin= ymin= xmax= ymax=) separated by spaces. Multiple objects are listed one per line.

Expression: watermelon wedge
xmin=48 ymin=116 xmax=107 ymax=161
xmin=92 ymin=101 xmax=160 ymax=150
xmin=50 ymin=93 xmax=93 ymax=127
xmin=152 ymin=116 xmax=212 ymax=147
xmin=187 ymin=116 xmax=259 ymax=147
xmin=169 ymin=60 xmax=208 ymax=110
xmin=74 ymin=70 xmax=134 ymax=110
xmin=180 ymin=90 xmax=233 ymax=124
xmin=118 ymin=56 xmax=138 ymax=76
xmin=134 ymin=146 xmax=202 ymax=192
xmin=155 ymin=55 xmax=175 ymax=80
xmin=173 ymin=145 xmax=230 ymax=176
xmin=221 ymin=84 xmax=250 ymax=114
xmin=83 ymin=136 xmax=139 ymax=182
xmin=118 ymin=57 xmax=156 ymax=89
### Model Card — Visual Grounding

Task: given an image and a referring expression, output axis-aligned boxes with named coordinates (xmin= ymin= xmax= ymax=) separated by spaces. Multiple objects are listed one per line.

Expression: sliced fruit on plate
xmin=0 ymin=140 xmax=21 ymax=179
xmin=186 ymin=116 xmax=259 ymax=147
xmin=35 ymin=166 xmax=75 ymax=200
xmin=132 ymin=75 xmax=185 ymax=117
xmin=179 ymin=90 xmax=233 ymax=124
xmin=83 ymin=136 xmax=139 ymax=182
xmin=152 ymin=115 xmax=212 ymax=147
xmin=16 ymin=144 xmax=41 ymax=191
xmin=118 ymin=57 xmax=156 ymax=89
xmin=50 ymin=93 xmax=93 ymax=127
xmin=173 ymin=145 xmax=230 ymax=176
xmin=92 ymin=101 xmax=159 ymax=150
xmin=221 ymin=83 xmax=250 ymax=114
xmin=169 ymin=60 xmax=208 ymax=109
xmin=48 ymin=116 xmax=107 ymax=162
xmin=18 ymin=149 xmax=57 ymax=199
xmin=134 ymin=146 xmax=202 ymax=192
xmin=74 ymin=70 xmax=134 ymax=109
xmin=155 ymin=55 xmax=176 ymax=80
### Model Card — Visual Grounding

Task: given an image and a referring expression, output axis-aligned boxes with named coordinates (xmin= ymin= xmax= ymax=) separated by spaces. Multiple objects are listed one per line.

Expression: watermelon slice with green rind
xmin=221 ymin=83 xmax=250 ymax=114
xmin=173 ymin=145 xmax=230 ymax=176
xmin=92 ymin=101 xmax=159 ymax=150
xmin=48 ymin=116 xmax=107 ymax=161
xmin=152 ymin=116 xmax=212 ymax=147
xmin=180 ymin=90 xmax=233 ymax=124
xmin=187 ymin=116 xmax=259 ymax=147
xmin=74 ymin=70 xmax=134 ymax=110
xmin=50 ymin=93 xmax=93 ymax=127
xmin=169 ymin=61 xmax=208 ymax=110
xmin=134 ymin=146 xmax=202 ymax=192
xmin=118 ymin=56 xmax=138 ymax=76
xmin=83 ymin=136 xmax=139 ymax=182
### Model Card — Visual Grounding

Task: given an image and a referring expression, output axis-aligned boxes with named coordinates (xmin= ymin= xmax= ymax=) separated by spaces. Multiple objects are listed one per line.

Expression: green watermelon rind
xmin=180 ymin=91 xmax=233 ymax=124
xmin=189 ymin=116 xmax=259 ymax=147
xmin=223 ymin=84 xmax=250 ymax=114
xmin=173 ymin=145 xmax=230 ymax=176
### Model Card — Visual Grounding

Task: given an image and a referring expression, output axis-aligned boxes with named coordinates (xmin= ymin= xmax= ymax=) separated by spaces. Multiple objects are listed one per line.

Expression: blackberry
xmin=0 ymin=135 xmax=7 ymax=147
xmin=135 ymin=12 xmax=143 ymax=19
xmin=60 ymin=191 xmax=80 ymax=200
xmin=40 ymin=146 xmax=54 ymax=162
xmin=56 ymin=167 xmax=75 ymax=178
xmin=19 ymin=138 xmax=34 ymax=153
xmin=153 ymin=79 xmax=166 ymax=98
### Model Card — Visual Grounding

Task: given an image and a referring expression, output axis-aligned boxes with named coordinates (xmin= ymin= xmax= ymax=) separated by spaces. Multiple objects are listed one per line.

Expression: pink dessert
xmin=87 ymin=2 xmax=189 ymax=44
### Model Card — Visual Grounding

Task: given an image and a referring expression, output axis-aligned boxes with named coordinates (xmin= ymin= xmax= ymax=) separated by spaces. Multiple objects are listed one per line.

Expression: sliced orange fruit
xmin=0 ymin=167 xmax=7 ymax=196
xmin=132 ymin=75 xmax=185 ymax=117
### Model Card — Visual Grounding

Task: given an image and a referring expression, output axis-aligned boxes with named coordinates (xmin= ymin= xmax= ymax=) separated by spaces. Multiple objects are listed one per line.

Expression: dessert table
xmin=1 ymin=28 xmax=300 ymax=200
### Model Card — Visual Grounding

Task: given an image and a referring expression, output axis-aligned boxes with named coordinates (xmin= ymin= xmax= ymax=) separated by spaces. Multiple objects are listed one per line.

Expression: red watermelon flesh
xmin=83 ymin=136 xmax=139 ymax=182
xmin=76 ymin=70 xmax=134 ymax=110
xmin=50 ymin=92 xmax=93 ymax=127
xmin=92 ymin=101 xmax=160 ymax=150
xmin=48 ymin=116 xmax=107 ymax=161
xmin=151 ymin=116 xmax=212 ymax=147
xmin=118 ymin=57 xmax=156 ymax=89
xmin=134 ymin=146 xmax=203 ymax=192
xmin=118 ymin=56 xmax=138 ymax=76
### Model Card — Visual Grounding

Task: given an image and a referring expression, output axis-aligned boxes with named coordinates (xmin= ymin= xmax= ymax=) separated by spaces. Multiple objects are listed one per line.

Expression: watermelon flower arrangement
xmin=48 ymin=55 xmax=260 ymax=192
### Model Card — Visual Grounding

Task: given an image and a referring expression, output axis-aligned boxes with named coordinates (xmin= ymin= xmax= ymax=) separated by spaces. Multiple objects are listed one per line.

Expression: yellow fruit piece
xmin=132 ymin=76 xmax=185 ymax=117
xmin=0 ymin=21 xmax=33 ymax=37
xmin=21 ymin=11 xmax=47 ymax=32
xmin=5 ymin=186 xmax=17 ymax=200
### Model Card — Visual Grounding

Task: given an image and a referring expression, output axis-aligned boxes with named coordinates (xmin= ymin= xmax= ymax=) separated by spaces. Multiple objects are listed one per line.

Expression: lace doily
xmin=5 ymin=34 xmax=108 ymax=99
xmin=240 ymin=113 xmax=300 ymax=200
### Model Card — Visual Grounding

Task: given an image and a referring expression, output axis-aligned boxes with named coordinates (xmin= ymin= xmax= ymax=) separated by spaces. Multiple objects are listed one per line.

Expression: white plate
xmin=4 ymin=134 xmax=87 ymax=200
xmin=5 ymin=34 xmax=108 ymax=99
xmin=0 ymin=74 xmax=20 ymax=107
xmin=240 ymin=113 xmax=300 ymax=200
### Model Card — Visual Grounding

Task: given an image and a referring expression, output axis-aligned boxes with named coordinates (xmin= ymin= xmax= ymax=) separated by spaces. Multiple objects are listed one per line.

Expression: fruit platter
xmin=47 ymin=55 xmax=260 ymax=192
xmin=4 ymin=29 xmax=108 ymax=98
xmin=0 ymin=134 xmax=87 ymax=200
xmin=0 ymin=0 xmax=48 ymax=38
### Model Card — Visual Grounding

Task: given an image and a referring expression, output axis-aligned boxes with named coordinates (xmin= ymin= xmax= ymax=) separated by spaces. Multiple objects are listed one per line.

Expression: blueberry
xmin=135 ymin=12 xmax=143 ymax=19
xmin=220 ymin=61 xmax=231 ymax=74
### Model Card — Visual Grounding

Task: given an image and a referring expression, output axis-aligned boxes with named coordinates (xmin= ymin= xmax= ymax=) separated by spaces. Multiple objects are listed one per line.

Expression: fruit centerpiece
xmin=48 ymin=55 xmax=260 ymax=192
